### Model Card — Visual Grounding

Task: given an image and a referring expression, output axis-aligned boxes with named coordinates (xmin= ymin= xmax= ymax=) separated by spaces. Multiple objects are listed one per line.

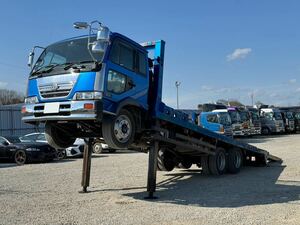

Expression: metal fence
xmin=0 ymin=104 xmax=44 ymax=136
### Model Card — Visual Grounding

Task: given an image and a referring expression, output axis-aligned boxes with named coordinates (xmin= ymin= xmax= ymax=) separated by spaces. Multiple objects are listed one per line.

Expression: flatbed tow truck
xmin=22 ymin=21 xmax=281 ymax=198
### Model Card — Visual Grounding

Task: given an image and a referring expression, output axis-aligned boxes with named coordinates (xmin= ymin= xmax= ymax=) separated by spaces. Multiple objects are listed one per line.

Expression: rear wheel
xmin=157 ymin=149 xmax=175 ymax=172
xmin=93 ymin=142 xmax=103 ymax=154
xmin=56 ymin=150 xmax=67 ymax=160
xmin=102 ymin=109 xmax=136 ymax=149
xmin=227 ymin=148 xmax=242 ymax=174
xmin=14 ymin=150 xmax=27 ymax=165
xmin=208 ymin=147 xmax=227 ymax=175
xmin=45 ymin=122 xmax=76 ymax=149
xmin=201 ymin=156 xmax=210 ymax=175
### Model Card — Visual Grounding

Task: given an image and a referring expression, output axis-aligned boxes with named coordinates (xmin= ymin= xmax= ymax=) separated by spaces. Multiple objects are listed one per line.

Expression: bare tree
xmin=0 ymin=89 xmax=25 ymax=105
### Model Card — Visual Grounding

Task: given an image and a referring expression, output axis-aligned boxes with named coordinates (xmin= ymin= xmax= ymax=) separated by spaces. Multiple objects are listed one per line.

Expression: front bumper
xmin=22 ymin=100 xmax=102 ymax=123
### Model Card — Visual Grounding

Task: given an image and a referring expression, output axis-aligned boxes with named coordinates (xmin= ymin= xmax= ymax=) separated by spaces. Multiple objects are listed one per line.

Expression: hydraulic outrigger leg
xmin=145 ymin=141 xmax=159 ymax=199
xmin=80 ymin=138 xmax=93 ymax=193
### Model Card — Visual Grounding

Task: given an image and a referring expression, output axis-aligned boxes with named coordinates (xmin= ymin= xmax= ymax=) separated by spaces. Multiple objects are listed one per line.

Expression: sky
xmin=0 ymin=0 xmax=300 ymax=108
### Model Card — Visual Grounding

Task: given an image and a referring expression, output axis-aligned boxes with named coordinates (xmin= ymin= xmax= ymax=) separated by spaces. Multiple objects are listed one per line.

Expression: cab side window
xmin=110 ymin=41 xmax=134 ymax=71
xmin=109 ymin=40 xmax=147 ymax=76
xmin=107 ymin=70 xmax=127 ymax=94
xmin=207 ymin=114 xmax=218 ymax=123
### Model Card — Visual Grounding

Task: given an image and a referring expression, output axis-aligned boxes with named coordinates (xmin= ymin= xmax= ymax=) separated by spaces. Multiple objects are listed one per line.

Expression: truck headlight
xmin=26 ymin=148 xmax=40 ymax=151
xmin=25 ymin=96 xmax=38 ymax=104
xmin=74 ymin=91 xmax=103 ymax=100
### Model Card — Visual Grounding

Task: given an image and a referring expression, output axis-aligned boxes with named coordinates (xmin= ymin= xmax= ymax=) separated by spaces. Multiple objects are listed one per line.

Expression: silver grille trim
xmin=39 ymin=82 xmax=74 ymax=99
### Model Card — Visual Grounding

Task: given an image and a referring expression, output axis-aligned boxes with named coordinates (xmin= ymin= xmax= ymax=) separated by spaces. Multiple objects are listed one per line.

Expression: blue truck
xmin=22 ymin=21 xmax=280 ymax=196
xmin=199 ymin=111 xmax=233 ymax=137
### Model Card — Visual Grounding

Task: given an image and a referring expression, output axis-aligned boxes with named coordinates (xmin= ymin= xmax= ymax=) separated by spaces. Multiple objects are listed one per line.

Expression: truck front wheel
xmin=45 ymin=122 xmax=76 ymax=149
xmin=102 ymin=109 xmax=136 ymax=149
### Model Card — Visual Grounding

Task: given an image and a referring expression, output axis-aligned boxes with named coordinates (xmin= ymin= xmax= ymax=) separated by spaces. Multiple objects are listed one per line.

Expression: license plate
xmin=44 ymin=103 xmax=60 ymax=114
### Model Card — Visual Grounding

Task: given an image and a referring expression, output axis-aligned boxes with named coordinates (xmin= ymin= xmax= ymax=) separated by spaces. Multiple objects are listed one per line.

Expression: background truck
xmin=227 ymin=107 xmax=243 ymax=136
xmin=279 ymin=110 xmax=295 ymax=133
xmin=247 ymin=107 xmax=262 ymax=135
xmin=22 ymin=20 xmax=280 ymax=195
xmin=259 ymin=108 xmax=285 ymax=134
xmin=198 ymin=111 xmax=233 ymax=137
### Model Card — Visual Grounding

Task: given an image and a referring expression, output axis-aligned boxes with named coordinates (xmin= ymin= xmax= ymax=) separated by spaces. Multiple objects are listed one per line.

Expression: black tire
xmin=14 ymin=150 xmax=27 ymax=165
xmin=201 ymin=156 xmax=210 ymax=175
xmin=262 ymin=127 xmax=270 ymax=135
xmin=93 ymin=142 xmax=103 ymax=154
xmin=56 ymin=150 xmax=67 ymax=160
xmin=102 ymin=109 xmax=136 ymax=149
xmin=208 ymin=147 xmax=227 ymax=175
xmin=178 ymin=160 xmax=192 ymax=169
xmin=45 ymin=122 xmax=76 ymax=149
xmin=227 ymin=148 xmax=243 ymax=174
xmin=157 ymin=149 xmax=175 ymax=172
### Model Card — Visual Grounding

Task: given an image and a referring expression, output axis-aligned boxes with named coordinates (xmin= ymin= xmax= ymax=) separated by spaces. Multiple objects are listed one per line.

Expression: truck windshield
xmin=239 ymin=111 xmax=250 ymax=122
xmin=274 ymin=112 xmax=282 ymax=120
xmin=228 ymin=111 xmax=240 ymax=124
xmin=286 ymin=112 xmax=294 ymax=119
xmin=251 ymin=112 xmax=259 ymax=121
xmin=294 ymin=113 xmax=300 ymax=119
xmin=31 ymin=36 xmax=104 ymax=76
xmin=218 ymin=113 xmax=232 ymax=126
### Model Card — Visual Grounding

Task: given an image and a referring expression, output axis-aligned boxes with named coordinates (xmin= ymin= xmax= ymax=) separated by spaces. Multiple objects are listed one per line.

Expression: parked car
xmin=20 ymin=132 xmax=66 ymax=159
xmin=93 ymin=139 xmax=116 ymax=154
xmin=66 ymin=138 xmax=116 ymax=157
xmin=0 ymin=136 xmax=57 ymax=165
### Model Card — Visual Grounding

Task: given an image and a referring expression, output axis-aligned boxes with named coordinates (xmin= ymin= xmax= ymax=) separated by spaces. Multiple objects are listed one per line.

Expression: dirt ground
xmin=0 ymin=134 xmax=300 ymax=225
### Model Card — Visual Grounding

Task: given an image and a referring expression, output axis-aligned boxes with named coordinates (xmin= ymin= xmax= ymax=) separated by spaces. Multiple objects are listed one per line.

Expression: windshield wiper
xmin=31 ymin=63 xmax=61 ymax=76
xmin=64 ymin=61 xmax=95 ymax=70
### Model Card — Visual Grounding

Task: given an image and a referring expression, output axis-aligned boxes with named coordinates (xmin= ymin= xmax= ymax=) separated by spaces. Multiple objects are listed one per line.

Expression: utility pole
xmin=175 ymin=81 xmax=181 ymax=109
xmin=250 ymin=92 xmax=254 ymax=106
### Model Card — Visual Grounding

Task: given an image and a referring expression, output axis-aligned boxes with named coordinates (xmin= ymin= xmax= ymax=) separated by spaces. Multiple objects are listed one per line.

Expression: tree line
xmin=0 ymin=89 xmax=25 ymax=105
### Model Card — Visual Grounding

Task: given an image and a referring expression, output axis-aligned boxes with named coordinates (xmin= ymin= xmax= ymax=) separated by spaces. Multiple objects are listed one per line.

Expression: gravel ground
xmin=0 ymin=134 xmax=300 ymax=225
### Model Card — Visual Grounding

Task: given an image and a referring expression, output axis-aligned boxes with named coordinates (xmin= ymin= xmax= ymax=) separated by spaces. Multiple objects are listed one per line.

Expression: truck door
xmin=104 ymin=38 xmax=148 ymax=112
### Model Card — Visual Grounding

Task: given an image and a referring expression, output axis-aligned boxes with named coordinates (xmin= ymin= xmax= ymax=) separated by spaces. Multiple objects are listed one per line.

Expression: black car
xmin=0 ymin=136 xmax=57 ymax=165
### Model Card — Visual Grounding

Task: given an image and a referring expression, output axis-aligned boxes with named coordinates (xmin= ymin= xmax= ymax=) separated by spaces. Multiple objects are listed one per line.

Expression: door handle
xmin=128 ymin=80 xmax=136 ymax=88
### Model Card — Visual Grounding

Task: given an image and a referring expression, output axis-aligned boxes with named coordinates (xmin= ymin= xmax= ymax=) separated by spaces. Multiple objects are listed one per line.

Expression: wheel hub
xmin=114 ymin=115 xmax=132 ymax=143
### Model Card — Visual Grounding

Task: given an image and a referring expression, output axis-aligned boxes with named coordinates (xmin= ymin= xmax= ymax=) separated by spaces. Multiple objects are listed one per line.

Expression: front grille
xmin=39 ymin=82 xmax=73 ymax=99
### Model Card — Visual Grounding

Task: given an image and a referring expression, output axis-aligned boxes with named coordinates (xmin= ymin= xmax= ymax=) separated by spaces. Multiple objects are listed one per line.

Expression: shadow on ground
xmin=124 ymin=162 xmax=300 ymax=207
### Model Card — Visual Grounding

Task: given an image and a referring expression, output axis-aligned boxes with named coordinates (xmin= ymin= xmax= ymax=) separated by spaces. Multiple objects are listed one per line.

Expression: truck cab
xmin=198 ymin=111 xmax=233 ymax=137
xmin=260 ymin=108 xmax=285 ymax=134
xmin=22 ymin=22 xmax=156 ymax=149
xmin=238 ymin=108 xmax=251 ymax=136
xmin=247 ymin=107 xmax=262 ymax=135
xmin=293 ymin=111 xmax=300 ymax=132
xmin=227 ymin=107 xmax=243 ymax=136
xmin=280 ymin=111 xmax=295 ymax=133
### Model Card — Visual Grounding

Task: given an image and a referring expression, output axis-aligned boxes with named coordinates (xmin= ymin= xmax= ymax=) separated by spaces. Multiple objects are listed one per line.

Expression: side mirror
xmin=73 ymin=22 xmax=89 ymax=29
xmin=28 ymin=51 xmax=34 ymax=68
xmin=3 ymin=141 xmax=9 ymax=146
xmin=91 ymin=41 xmax=107 ymax=53
xmin=96 ymin=26 xmax=110 ymax=41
